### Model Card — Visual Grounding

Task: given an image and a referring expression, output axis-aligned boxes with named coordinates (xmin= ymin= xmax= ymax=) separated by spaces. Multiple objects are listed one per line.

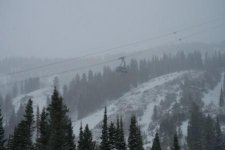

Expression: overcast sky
xmin=0 ymin=0 xmax=225 ymax=58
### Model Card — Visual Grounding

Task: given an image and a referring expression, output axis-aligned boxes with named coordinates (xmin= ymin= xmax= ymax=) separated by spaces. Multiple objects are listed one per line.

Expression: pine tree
xmin=100 ymin=107 xmax=110 ymax=150
xmin=215 ymin=117 xmax=225 ymax=150
xmin=118 ymin=117 xmax=126 ymax=150
xmin=12 ymin=121 xmax=23 ymax=150
xmin=83 ymin=124 xmax=94 ymax=150
xmin=65 ymin=120 xmax=76 ymax=150
xmin=137 ymin=127 xmax=144 ymax=150
xmin=219 ymin=88 xmax=224 ymax=107
xmin=203 ymin=115 xmax=215 ymax=150
xmin=128 ymin=115 xmax=140 ymax=150
xmin=36 ymin=106 xmax=40 ymax=141
xmin=187 ymin=103 xmax=204 ymax=150
xmin=115 ymin=117 xmax=121 ymax=149
xmin=172 ymin=133 xmax=180 ymax=150
xmin=47 ymin=88 xmax=71 ymax=150
xmin=12 ymin=123 xmax=25 ymax=150
xmin=108 ymin=122 xmax=116 ymax=149
xmin=78 ymin=123 xmax=84 ymax=150
xmin=35 ymin=106 xmax=41 ymax=150
xmin=151 ymin=133 xmax=161 ymax=150
xmin=37 ymin=108 xmax=49 ymax=150
xmin=24 ymin=99 xmax=34 ymax=150
xmin=0 ymin=107 xmax=6 ymax=150
xmin=6 ymin=135 xmax=13 ymax=150
xmin=12 ymin=99 xmax=34 ymax=150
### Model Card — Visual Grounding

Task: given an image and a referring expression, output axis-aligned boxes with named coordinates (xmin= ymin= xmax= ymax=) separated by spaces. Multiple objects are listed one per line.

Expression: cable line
xmin=2 ymin=14 xmax=225 ymax=77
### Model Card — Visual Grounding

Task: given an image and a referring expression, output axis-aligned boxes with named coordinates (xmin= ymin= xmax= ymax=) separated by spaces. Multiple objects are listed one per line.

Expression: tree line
xmin=0 ymin=88 xmax=183 ymax=150
xmin=1 ymin=50 xmax=225 ymax=149
xmin=0 ymin=88 xmax=225 ymax=149
xmin=187 ymin=103 xmax=225 ymax=150
xmin=63 ymin=51 xmax=225 ymax=119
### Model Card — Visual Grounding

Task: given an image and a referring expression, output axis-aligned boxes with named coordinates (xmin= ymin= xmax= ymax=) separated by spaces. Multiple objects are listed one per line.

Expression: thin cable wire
xmin=2 ymin=14 xmax=225 ymax=77
xmin=0 ymin=58 xmax=118 ymax=86
xmin=1 ymin=20 xmax=225 ymax=86
xmin=179 ymin=22 xmax=225 ymax=40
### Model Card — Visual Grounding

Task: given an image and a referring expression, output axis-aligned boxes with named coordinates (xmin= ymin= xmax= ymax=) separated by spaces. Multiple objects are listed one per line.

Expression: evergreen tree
xmin=172 ymin=133 xmax=180 ymax=150
xmin=108 ymin=122 xmax=116 ymax=149
xmin=203 ymin=115 xmax=215 ymax=150
xmin=115 ymin=117 xmax=120 ymax=149
xmin=6 ymin=135 xmax=13 ymax=150
xmin=100 ymin=107 xmax=110 ymax=150
xmin=64 ymin=120 xmax=76 ymax=150
xmin=128 ymin=115 xmax=143 ymax=150
xmin=24 ymin=99 xmax=34 ymax=149
xmin=12 ymin=123 xmax=25 ymax=150
xmin=137 ymin=127 xmax=144 ymax=150
xmin=0 ymin=107 xmax=5 ymax=150
xmin=219 ymin=88 xmax=224 ymax=107
xmin=118 ymin=117 xmax=126 ymax=150
xmin=187 ymin=103 xmax=204 ymax=150
xmin=83 ymin=124 xmax=94 ymax=150
xmin=78 ymin=123 xmax=84 ymax=150
xmin=47 ymin=88 xmax=71 ymax=150
xmin=12 ymin=99 xmax=34 ymax=150
xmin=215 ymin=117 xmax=225 ymax=150
xmin=37 ymin=108 xmax=49 ymax=150
xmin=151 ymin=133 xmax=161 ymax=150
xmin=36 ymin=106 xmax=40 ymax=143
xmin=110 ymin=117 xmax=126 ymax=150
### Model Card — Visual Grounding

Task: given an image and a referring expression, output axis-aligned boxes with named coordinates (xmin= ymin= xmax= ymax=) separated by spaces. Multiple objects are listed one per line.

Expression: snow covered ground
xmin=72 ymin=71 xmax=190 ymax=141
xmin=202 ymin=73 xmax=224 ymax=107
xmin=11 ymin=69 xmax=223 ymax=148
xmin=12 ymin=87 xmax=53 ymax=113
xmin=179 ymin=72 xmax=225 ymax=146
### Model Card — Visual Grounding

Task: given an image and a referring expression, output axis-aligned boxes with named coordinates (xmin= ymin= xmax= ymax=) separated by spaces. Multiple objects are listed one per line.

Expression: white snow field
xmin=12 ymin=87 xmax=53 ymax=113
xmin=72 ymin=71 xmax=198 ymax=145
xmin=12 ymin=70 xmax=223 ymax=148
xmin=202 ymin=73 xmax=224 ymax=107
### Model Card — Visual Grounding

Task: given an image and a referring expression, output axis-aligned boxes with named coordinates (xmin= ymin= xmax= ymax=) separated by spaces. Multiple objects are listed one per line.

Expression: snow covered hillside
xmin=12 ymin=87 xmax=53 ymax=113
xmin=11 ymin=70 xmax=224 ymax=149
xmin=72 ymin=71 xmax=203 ymax=147
xmin=202 ymin=73 xmax=225 ymax=117
xmin=203 ymin=73 xmax=224 ymax=107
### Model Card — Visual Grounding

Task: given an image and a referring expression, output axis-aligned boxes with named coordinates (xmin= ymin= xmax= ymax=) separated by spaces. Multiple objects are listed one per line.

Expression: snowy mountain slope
xmin=202 ymin=72 xmax=225 ymax=119
xmin=12 ymin=87 xmax=53 ymax=113
xmin=167 ymin=72 xmax=225 ymax=149
xmin=72 ymin=71 xmax=203 ymax=146
xmin=10 ymin=69 xmax=224 ymax=148
xmin=203 ymin=73 xmax=224 ymax=107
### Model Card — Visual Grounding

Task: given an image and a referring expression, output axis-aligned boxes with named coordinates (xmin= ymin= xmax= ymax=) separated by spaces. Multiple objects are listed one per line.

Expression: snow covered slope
xmin=202 ymin=73 xmax=225 ymax=116
xmin=72 ymin=71 xmax=202 ymax=147
xmin=203 ymin=73 xmax=224 ymax=107
xmin=12 ymin=70 xmax=223 ymax=148
xmin=12 ymin=87 xmax=53 ymax=113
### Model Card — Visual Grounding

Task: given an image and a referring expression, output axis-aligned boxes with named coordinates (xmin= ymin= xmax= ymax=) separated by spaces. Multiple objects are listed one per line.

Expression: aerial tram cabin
xmin=116 ymin=56 xmax=128 ymax=73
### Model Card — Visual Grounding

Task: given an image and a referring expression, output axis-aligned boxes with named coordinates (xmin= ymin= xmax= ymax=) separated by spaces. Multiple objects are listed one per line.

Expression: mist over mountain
xmin=1 ymin=1 xmax=225 ymax=149
xmin=1 ymin=0 xmax=225 ymax=58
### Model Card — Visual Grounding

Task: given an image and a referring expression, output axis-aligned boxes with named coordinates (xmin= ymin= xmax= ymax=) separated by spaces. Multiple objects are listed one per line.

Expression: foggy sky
xmin=0 ymin=0 xmax=225 ymax=58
